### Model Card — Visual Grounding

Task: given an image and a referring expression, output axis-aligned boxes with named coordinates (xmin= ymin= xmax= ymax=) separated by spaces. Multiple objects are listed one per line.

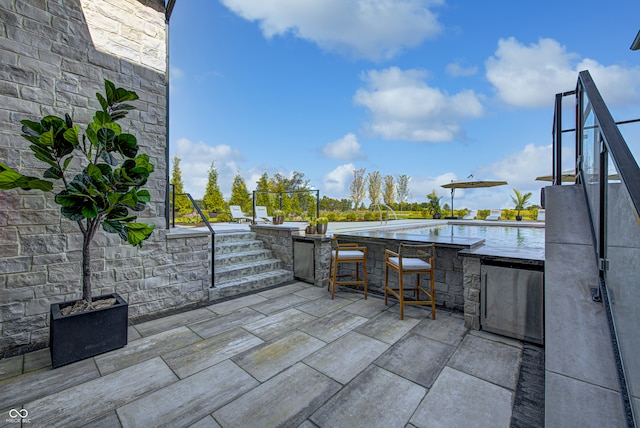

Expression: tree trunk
xmin=82 ymin=231 xmax=92 ymax=306
xmin=81 ymin=217 xmax=101 ymax=307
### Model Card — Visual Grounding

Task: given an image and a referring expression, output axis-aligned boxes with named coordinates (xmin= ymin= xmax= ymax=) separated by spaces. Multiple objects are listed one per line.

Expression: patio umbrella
xmin=441 ymin=179 xmax=508 ymax=218
xmin=535 ymin=172 xmax=620 ymax=183
xmin=535 ymin=173 xmax=575 ymax=183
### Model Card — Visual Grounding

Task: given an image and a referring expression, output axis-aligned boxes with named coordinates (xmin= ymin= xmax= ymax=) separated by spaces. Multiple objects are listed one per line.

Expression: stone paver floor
xmin=1 ymin=282 xmax=530 ymax=427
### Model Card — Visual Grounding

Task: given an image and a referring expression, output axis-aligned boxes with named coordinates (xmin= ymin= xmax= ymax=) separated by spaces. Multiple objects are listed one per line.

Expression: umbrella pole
xmin=450 ymin=188 xmax=454 ymax=217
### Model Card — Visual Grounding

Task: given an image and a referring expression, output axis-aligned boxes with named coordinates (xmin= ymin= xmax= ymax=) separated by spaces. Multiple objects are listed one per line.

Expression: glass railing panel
xmin=581 ymin=93 xmax=600 ymax=241
xmin=605 ymin=160 xmax=640 ymax=419
xmin=618 ymin=122 xmax=640 ymax=162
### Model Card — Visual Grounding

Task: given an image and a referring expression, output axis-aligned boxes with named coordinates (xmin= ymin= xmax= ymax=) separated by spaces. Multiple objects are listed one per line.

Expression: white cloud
xmin=219 ymin=0 xmax=443 ymax=61
xmin=172 ymin=138 xmax=244 ymax=198
xmin=477 ymin=143 xmax=551 ymax=188
xmin=445 ymin=62 xmax=478 ymax=77
xmin=323 ymin=163 xmax=356 ymax=196
xmin=408 ymin=172 xmax=457 ymax=204
xmin=486 ymin=37 xmax=640 ymax=108
xmin=322 ymin=133 xmax=365 ymax=160
xmin=170 ymin=66 xmax=184 ymax=79
xmin=576 ymin=58 xmax=640 ymax=107
xmin=353 ymin=67 xmax=484 ymax=142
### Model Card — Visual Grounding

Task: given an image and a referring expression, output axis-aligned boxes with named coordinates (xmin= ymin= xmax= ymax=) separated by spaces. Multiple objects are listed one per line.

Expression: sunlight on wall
xmin=80 ymin=0 xmax=166 ymax=72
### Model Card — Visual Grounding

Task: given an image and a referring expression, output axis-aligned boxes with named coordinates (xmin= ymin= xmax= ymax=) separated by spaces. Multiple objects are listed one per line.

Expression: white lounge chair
xmin=229 ymin=205 xmax=252 ymax=223
xmin=486 ymin=209 xmax=501 ymax=221
xmin=463 ymin=210 xmax=477 ymax=220
xmin=254 ymin=206 xmax=271 ymax=223
xmin=537 ymin=209 xmax=545 ymax=221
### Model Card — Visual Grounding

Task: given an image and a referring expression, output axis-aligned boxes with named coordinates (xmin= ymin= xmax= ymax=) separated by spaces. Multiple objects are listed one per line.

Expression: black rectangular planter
xmin=50 ymin=293 xmax=128 ymax=368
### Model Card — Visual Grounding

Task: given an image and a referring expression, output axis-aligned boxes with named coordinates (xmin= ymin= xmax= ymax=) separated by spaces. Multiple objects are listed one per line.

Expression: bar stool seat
xmin=328 ymin=237 xmax=368 ymax=300
xmin=384 ymin=243 xmax=435 ymax=320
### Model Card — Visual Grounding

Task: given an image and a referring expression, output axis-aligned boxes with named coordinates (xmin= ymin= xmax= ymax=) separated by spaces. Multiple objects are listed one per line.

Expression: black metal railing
xmin=552 ymin=70 xmax=640 ymax=426
xmin=169 ymin=184 xmax=216 ymax=288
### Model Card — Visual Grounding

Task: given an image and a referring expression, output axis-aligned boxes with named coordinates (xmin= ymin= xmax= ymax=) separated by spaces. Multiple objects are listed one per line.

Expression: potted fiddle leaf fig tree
xmin=0 ymin=79 xmax=155 ymax=367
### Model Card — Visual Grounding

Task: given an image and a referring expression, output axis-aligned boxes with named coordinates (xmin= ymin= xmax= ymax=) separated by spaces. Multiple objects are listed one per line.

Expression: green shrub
xmin=216 ymin=212 xmax=231 ymax=222
xmin=478 ymin=209 xmax=490 ymax=219
xmin=363 ymin=212 xmax=375 ymax=221
xmin=326 ymin=212 xmax=339 ymax=222
xmin=346 ymin=212 xmax=358 ymax=222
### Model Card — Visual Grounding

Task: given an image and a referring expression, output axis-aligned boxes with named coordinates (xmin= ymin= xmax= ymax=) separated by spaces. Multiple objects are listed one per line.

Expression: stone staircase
xmin=208 ymin=231 xmax=293 ymax=300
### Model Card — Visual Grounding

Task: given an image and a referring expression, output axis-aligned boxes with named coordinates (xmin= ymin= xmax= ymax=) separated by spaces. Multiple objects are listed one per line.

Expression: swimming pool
xmin=396 ymin=224 xmax=546 ymax=250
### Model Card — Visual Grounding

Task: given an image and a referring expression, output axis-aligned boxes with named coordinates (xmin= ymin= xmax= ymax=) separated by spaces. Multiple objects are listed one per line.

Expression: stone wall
xmin=0 ymin=0 xmax=214 ymax=356
xmin=462 ymin=257 xmax=481 ymax=329
xmin=250 ymin=223 xmax=305 ymax=271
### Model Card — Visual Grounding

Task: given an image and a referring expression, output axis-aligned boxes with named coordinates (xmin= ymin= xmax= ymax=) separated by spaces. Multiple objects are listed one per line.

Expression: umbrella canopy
xmin=535 ymin=173 xmax=575 ymax=183
xmin=441 ymin=180 xmax=508 ymax=189
xmin=440 ymin=179 xmax=508 ymax=218
xmin=535 ymin=173 xmax=620 ymax=183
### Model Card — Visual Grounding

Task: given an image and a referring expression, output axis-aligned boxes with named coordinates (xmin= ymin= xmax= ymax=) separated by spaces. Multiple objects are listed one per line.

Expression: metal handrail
xmin=577 ymin=71 xmax=640 ymax=217
xmin=169 ymin=184 xmax=216 ymax=288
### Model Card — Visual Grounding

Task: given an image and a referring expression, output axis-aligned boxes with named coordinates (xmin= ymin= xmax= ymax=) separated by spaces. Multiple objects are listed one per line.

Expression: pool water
xmin=400 ymin=225 xmax=545 ymax=250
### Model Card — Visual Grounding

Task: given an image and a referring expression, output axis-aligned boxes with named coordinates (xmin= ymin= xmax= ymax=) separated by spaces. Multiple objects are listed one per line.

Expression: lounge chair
xmin=463 ymin=210 xmax=477 ymax=220
xmin=254 ymin=206 xmax=271 ymax=223
xmin=229 ymin=205 xmax=252 ymax=223
xmin=486 ymin=209 xmax=501 ymax=221
xmin=537 ymin=209 xmax=545 ymax=221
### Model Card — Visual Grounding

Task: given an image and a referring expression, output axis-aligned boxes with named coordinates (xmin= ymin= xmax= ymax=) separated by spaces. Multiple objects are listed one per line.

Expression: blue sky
xmin=168 ymin=0 xmax=640 ymax=210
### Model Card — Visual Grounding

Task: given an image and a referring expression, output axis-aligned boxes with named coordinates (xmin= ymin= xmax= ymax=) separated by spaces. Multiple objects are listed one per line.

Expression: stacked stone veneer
xmin=462 ymin=257 xmax=482 ymax=329
xmin=250 ymin=224 xmax=305 ymax=272
xmin=0 ymin=0 xmax=217 ymax=356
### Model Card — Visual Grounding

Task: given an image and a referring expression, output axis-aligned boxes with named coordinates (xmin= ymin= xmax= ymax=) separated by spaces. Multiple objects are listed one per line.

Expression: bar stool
xmin=384 ymin=243 xmax=435 ymax=320
xmin=328 ymin=237 xmax=368 ymax=300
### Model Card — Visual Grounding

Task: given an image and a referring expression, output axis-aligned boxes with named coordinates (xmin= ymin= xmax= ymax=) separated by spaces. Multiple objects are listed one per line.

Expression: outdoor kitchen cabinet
xmin=481 ymin=260 xmax=544 ymax=345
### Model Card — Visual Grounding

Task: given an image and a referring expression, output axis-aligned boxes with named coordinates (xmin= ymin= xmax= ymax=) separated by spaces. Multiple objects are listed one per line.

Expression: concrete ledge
xmin=544 ymin=185 xmax=625 ymax=426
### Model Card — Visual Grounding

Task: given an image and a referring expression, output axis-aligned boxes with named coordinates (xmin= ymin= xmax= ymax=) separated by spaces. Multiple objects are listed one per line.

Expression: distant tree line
xmin=170 ymin=156 xmax=316 ymax=218
xmin=171 ymin=158 xmax=539 ymax=221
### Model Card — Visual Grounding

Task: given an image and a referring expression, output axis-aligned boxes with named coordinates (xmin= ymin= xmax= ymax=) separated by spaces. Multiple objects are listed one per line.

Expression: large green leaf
xmin=118 ymin=188 xmax=139 ymax=208
xmin=60 ymin=205 xmax=85 ymax=221
xmin=30 ymin=145 xmax=57 ymax=167
xmin=124 ymin=222 xmax=155 ymax=247
xmin=21 ymin=120 xmax=44 ymax=136
xmin=113 ymin=133 xmax=138 ymax=158
xmin=96 ymin=93 xmax=108 ymax=112
xmin=44 ymin=166 xmax=63 ymax=179
xmin=63 ymin=125 xmax=79 ymax=147
xmin=0 ymin=163 xmax=53 ymax=191
xmin=137 ymin=189 xmax=151 ymax=203
xmin=39 ymin=129 xmax=54 ymax=147
xmin=81 ymin=203 xmax=99 ymax=218
xmin=97 ymin=127 xmax=116 ymax=150
xmin=100 ymin=151 xmax=117 ymax=166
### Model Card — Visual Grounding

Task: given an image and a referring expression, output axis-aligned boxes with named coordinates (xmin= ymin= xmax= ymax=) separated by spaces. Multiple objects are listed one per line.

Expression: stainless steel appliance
xmin=481 ymin=261 xmax=544 ymax=344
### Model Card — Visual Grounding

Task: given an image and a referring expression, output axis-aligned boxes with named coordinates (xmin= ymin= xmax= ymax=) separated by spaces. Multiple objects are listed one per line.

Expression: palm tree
xmin=426 ymin=190 xmax=443 ymax=218
xmin=511 ymin=188 xmax=532 ymax=220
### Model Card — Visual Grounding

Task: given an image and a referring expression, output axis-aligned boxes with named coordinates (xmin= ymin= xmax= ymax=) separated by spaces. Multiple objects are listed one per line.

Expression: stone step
xmin=209 ymin=269 xmax=294 ymax=300
xmin=214 ymin=259 xmax=284 ymax=282
xmin=214 ymin=232 xmax=256 ymax=244
xmin=215 ymin=240 xmax=264 ymax=255
xmin=214 ymin=249 xmax=273 ymax=267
